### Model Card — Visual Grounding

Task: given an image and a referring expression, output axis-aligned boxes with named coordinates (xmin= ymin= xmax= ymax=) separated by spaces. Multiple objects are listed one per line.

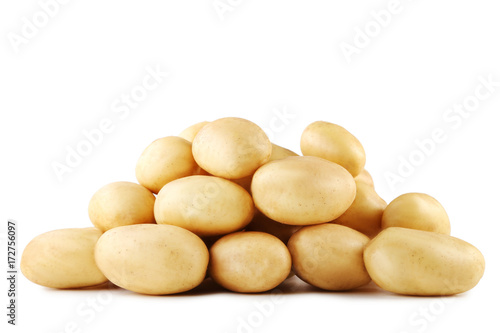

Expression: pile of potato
xmin=21 ymin=117 xmax=485 ymax=296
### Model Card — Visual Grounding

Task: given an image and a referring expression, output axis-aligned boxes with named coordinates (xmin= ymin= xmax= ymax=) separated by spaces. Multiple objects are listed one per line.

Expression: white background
xmin=1 ymin=1 xmax=499 ymax=332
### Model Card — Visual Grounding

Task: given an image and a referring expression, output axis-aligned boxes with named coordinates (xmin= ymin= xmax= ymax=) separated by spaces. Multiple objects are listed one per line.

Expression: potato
xmin=382 ymin=193 xmax=451 ymax=234
xmin=231 ymin=143 xmax=298 ymax=193
xmin=300 ymin=121 xmax=366 ymax=177
xmin=192 ymin=117 xmax=272 ymax=179
xmin=334 ymin=180 xmax=387 ymax=238
xmin=21 ymin=228 xmax=107 ymax=289
xmin=252 ymin=156 xmax=356 ymax=225
xmin=178 ymin=121 xmax=210 ymax=142
xmin=354 ymin=169 xmax=374 ymax=187
xmin=245 ymin=210 xmax=301 ymax=244
xmin=88 ymin=181 xmax=156 ymax=232
xmin=364 ymin=227 xmax=485 ymax=295
xmin=288 ymin=224 xmax=371 ymax=290
xmin=209 ymin=231 xmax=291 ymax=293
xmin=270 ymin=143 xmax=298 ymax=161
xmin=95 ymin=224 xmax=208 ymax=295
xmin=136 ymin=136 xmax=199 ymax=194
xmin=154 ymin=175 xmax=254 ymax=237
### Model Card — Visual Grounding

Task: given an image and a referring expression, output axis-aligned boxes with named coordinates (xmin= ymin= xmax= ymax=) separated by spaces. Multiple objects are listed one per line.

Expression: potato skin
xmin=364 ymin=227 xmax=485 ymax=296
xmin=382 ymin=193 xmax=451 ymax=234
xmin=136 ymin=136 xmax=199 ymax=194
xmin=334 ymin=180 xmax=387 ymax=238
xmin=354 ymin=169 xmax=374 ymax=187
xmin=192 ymin=117 xmax=272 ymax=179
xmin=300 ymin=121 xmax=366 ymax=177
xmin=88 ymin=181 xmax=156 ymax=232
xmin=251 ymin=156 xmax=356 ymax=225
xmin=95 ymin=224 xmax=209 ymax=295
xmin=288 ymin=224 xmax=371 ymax=290
xmin=154 ymin=175 xmax=254 ymax=237
xmin=21 ymin=228 xmax=107 ymax=289
xmin=209 ymin=232 xmax=291 ymax=293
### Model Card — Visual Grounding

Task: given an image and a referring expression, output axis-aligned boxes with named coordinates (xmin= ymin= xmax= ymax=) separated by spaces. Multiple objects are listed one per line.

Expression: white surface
xmin=1 ymin=1 xmax=499 ymax=332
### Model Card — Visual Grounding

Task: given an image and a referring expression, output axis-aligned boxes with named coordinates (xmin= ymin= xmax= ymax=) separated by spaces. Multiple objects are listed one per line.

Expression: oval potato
xmin=334 ymin=180 xmax=387 ymax=238
xmin=288 ymin=224 xmax=371 ymax=290
xmin=21 ymin=228 xmax=107 ymax=289
xmin=154 ymin=175 xmax=254 ymax=237
xmin=301 ymin=121 xmax=366 ymax=177
xmin=382 ymin=193 xmax=451 ymax=234
xmin=364 ymin=227 xmax=485 ymax=295
xmin=95 ymin=224 xmax=209 ymax=295
xmin=209 ymin=231 xmax=291 ymax=293
xmin=251 ymin=156 xmax=356 ymax=225
xmin=88 ymin=181 xmax=156 ymax=232
xmin=192 ymin=117 xmax=272 ymax=179
xmin=136 ymin=136 xmax=199 ymax=194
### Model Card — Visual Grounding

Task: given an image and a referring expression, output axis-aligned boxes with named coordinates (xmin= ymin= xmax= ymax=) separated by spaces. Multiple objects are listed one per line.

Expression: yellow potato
xmin=21 ymin=228 xmax=107 ymax=289
xmin=382 ymin=193 xmax=451 ymax=234
xmin=251 ymin=156 xmax=356 ymax=225
xmin=192 ymin=117 xmax=272 ymax=179
xmin=270 ymin=143 xmax=298 ymax=161
xmin=95 ymin=224 xmax=209 ymax=295
xmin=136 ymin=136 xmax=199 ymax=194
xmin=231 ymin=143 xmax=298 ymax=193
xmin=288 ymin=224 xmax=371 ymax=290
xmin=354 ymin=169 xmax=374 ymax=187
xmin=245 ymin=210 xmax=301 ymax=244
xmin=178 ymin=121 xmax=210 ymax=142
xmin=364 ymin=227 xmax=485 ymax=295
xmin=300 ymin=121 xmax=366 ymax=177
xmin=209 ymin=231 xmax=291 ymax=293
xmin=88 ymin=181 xmax=155 ymax=232
xmin=154 ymin=175 xmax=254 ymax=237
xmin=334 ymin=180 xmax=387 ymax=238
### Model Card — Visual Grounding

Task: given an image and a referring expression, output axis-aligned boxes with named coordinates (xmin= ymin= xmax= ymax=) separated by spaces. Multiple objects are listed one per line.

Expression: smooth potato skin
xmin=154 ymin=175 xmax=254 ymax=237
xmin=192 ymin=117 xmax=272 ymax=179
xmin=245 ymin=210 xmax=301 ymax=244
xmin=251 ymin=156 xmax=356 ymax=225
xmin=209 ymin=232 xmax=292 ymax=293
xmin=364 ymin=227 xmax=485 ymax=296
xmin=382 ymin=193 xmax=451 ymax=234
xmin=300 ymin=121 xmax=366 ymax=177
xmin=136 ymin=136 xmax=199 ymax=194
xmin=334 ymin=180 xmax=387 ymax=238
xmin=95 ymin=224 xmax=209 ymax=295
xmin=21 ymin=228 xmax=107 ymax=289
xmin=88 ymin=181 xmax=156 ymax=232
xmin=288 ymin=224 xmax=371 ymax=290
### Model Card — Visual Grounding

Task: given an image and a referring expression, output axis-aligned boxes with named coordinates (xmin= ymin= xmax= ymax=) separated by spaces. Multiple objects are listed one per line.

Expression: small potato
xmin=334 ymin=180 xmax=387 ymax=238
xmin=364 ymin=227 xmax=485 ymax=295
xmin=269 ymin=143 xmax=298 ymax=161
xmin=95 ymin=224 xmax=209 ymax=295
xmin=252 ymin=156 xmax=356 ymax=225
xmin=192 ymin=117 xmax=272 ymax=179
xmin=88 ymin=181 xmax=156 ymax=232
xmin=354 ymin=169 xmax=374 ymax=187
xmin=209 ymin=232 xmax=291 ymax=293
xmin=21 ymin=228 xmax=107 ymax=289
xmin=178 ymin=121 xmax=210 ymax=142
xmin=136 ymin=136 xmax=199 ymax=194
xmin=382 ymin=193 xmax=451 ymax=234
xmin=288 ymin=224 xmax=371 ymax=290
xmin=300 ymin=121 xmax=366 ymax=177
xmin=245 ymin=210 xmax=301 ymax=244
xmin=154 ymin=175 xmax=254 ymax=237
